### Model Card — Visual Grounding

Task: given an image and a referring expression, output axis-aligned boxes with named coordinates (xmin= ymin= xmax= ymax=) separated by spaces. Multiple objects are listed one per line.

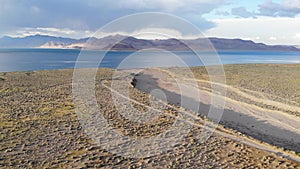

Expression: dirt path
xmin=131 ymin=68 xmax=300 ymax=153
xmin=100 ymin=73 xmax=300 ymax=163
xmin=156 ymin=68 xmax=300 ymax=113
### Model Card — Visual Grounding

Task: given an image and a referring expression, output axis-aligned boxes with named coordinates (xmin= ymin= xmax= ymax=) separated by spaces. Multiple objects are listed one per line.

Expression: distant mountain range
xmin=0 ymin=34 xmax=299 ymax=51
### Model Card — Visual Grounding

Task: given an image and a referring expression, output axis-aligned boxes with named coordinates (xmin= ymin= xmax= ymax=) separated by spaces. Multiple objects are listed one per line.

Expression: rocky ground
xmin=1 ymin=65 xmax=300 ymax=168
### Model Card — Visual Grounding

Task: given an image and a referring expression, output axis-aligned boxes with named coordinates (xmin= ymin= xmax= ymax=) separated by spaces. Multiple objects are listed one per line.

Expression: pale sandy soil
xmin=1 ymin=65 xmax=300 ymax=168
xmin=132 ymin=68 xmax=300 ymax=153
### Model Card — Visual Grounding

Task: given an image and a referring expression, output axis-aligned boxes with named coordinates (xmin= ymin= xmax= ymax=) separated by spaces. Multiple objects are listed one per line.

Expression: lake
xmin=0 ymin=48 xmax=300 ymax=72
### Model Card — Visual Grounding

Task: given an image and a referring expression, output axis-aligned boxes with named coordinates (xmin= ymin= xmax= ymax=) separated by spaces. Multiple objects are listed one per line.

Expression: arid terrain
xmin=1 ymin=64 xmax=300 ymax=168
xmin=133 ymin=65 xmax=300 ymax=152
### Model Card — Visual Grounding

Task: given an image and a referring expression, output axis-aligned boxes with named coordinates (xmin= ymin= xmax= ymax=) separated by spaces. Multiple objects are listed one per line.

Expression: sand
xmin=1 ymin=65 xmax=300 ymax=168
xmin=132 ymin=68 xmax=300 ymax=153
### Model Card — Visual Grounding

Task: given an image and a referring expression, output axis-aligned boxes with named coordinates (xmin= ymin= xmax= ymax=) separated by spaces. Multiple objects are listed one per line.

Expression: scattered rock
xmin=1 ymin=68 xmax=300 ymax=168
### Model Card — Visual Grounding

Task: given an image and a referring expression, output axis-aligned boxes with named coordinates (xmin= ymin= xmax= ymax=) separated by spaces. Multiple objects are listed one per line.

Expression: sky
xmin=0 ymin=0 xmax=299 ymax=45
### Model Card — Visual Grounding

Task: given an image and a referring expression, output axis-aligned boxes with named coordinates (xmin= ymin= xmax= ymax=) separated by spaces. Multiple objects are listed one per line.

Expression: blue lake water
xmin=0 ymin=48 xmax=300 ymax=72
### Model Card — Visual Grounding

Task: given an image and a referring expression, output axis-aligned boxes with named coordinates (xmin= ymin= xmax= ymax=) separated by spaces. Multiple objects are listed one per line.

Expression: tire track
xmin=156 ymin=68 xmax=300 ymax=114
xmin=100 ymin=78 xmax=300 ymax=163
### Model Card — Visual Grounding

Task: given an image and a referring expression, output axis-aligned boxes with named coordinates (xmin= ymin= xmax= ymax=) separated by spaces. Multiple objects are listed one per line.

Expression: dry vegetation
xmin=190 ymin=64 xmax=300 ymax=105
xmin=1 ymin=65 xmax=300 ymax=168
xmin=165 ymin=64 xmax=300 ymax=113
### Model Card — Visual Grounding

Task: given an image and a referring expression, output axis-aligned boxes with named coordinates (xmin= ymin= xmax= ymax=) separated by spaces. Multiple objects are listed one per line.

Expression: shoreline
xmin=1 ymin=63 xmax=300 ymax=74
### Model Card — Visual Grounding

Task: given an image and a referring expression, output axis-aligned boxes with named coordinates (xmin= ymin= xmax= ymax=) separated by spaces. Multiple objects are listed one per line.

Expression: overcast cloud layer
xmin=0 ymin=0 xmax=299 ymax=45
xmin=0 ymin=0 xmax=226 ymax=35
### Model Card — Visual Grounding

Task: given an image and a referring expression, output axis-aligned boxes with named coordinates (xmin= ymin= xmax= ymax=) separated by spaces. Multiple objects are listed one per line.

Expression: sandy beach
xmin=1 ymin=64 xmax=300 ymax=168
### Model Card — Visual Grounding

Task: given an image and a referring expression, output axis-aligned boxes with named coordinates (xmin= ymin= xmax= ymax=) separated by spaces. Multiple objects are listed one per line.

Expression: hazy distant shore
xmin=1 ymin=34 xmax=299 ymax=51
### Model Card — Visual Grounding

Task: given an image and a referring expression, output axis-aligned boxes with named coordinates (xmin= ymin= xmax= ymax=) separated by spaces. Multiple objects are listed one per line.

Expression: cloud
xmin=92 ymin=0 xmax=226 ymax=13
xmin=269 ymin=36 xmax=277 ymax=41
xmin=7 ymin=27 xmax=93 ymax=39
xmin=258 ymin=0 xmax=300 ymax=17
xmin=214 ymin=10 xmax=230 ymax=16
xmin=0 ymin=0 xmax=227 ymax=37
xmin=231 ymin=7 xmax=255 ymax=18
xmin=205 ymin=17 xmax=300 ymax=45
xmin=92 ymin=28 xmax=189 ymax=39
xmin=229 ymin=0 xmax=300 ymax=18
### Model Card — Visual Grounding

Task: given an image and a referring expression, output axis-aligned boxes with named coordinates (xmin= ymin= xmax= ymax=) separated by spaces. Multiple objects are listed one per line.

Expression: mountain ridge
xmin=0 ymin=34 xmax=299 ymax=51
